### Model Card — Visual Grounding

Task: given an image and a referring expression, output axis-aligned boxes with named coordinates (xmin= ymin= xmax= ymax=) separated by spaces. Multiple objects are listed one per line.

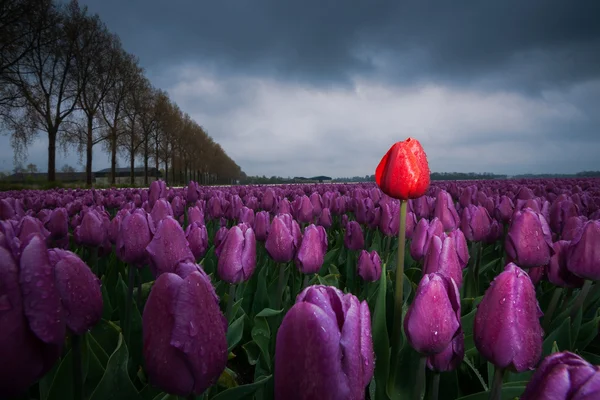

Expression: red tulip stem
xmin=570 ymin=280 xmax=593 ymax=321
xmin=489 ymin=367 xmax=505 ymax=400
xmin=388 ymin=199 xmax=407 ymax=394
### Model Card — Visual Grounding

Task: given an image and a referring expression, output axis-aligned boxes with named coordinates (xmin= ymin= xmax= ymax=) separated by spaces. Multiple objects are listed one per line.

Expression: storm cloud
xmin=2 ymin=0 xmax=599 ymax=177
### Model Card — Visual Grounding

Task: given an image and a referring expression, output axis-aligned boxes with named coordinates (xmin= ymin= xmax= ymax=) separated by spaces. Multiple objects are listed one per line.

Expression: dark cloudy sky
xmin=2 ymin=0 xmax=599 ymax=177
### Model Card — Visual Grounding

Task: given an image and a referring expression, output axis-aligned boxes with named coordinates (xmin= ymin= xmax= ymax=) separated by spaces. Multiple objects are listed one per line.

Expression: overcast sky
xmin=2 ymin=0 xmax=599 ymax=177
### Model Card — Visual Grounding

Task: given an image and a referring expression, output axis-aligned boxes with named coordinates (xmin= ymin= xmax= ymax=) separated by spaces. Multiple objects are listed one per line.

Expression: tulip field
xmin=2 ymin=162 xmax=600 ymax=398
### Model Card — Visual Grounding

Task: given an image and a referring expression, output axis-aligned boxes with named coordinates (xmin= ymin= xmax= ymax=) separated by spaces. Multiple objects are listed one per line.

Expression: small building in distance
xmin=94 ymin=167 xmax=162 ymax=186
xmin=3 ymin=172 xmax=88 ymax=183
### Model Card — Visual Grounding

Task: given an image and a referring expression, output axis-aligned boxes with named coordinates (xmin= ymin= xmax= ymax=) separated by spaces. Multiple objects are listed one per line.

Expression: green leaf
xmin=101 ymin=285 xmax=113 ymax=320
xmin=211 ymin=374 xmax=273 ymax=400
xmin=38 ymin=362 xmax=60 ymax=400
xmin=116 ymin=274 xmax=144 ymax=375
xmin=454 ymin=386 xmax=526 ymax=400
xmin=372 ymin=262 xmax=390 ymax=400
xmin=574 ymin=308 xmax=600 ymax=351
xmin=242 ymin=341 xmax=260 ymax=366
xmin=255 ymin=308 xmax=284 ymax=318
xmin=89 ymin=334 xmax=142 ymax=400
xmin=251 ymin=263 xmax=270 ymax=317
xmin=542 ymin=316 xmax=571 ymax=356
xmin=571 ymin=307 xmax=583 ymax=348
xmin=228 ymin=298 xmax=244 ymax=323
xmin=90 ymin=319 xmax=121 ymax=361
xmin=46 ymin=350 xmax=74 ymax=400
xmin=251 ymin=316 xmax=272 ymax=371
xmin=227 ymin=315 xmax=245 ymax=352
xmin=150 ymin=394 xmax=177 ymax=400
xmin=317 ymin=273 xmax=339 ymax=287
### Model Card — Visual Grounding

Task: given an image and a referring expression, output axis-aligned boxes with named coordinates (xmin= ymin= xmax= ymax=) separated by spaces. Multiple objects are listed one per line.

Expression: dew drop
xmin=499 ymin=297 xmax=506 ymax=305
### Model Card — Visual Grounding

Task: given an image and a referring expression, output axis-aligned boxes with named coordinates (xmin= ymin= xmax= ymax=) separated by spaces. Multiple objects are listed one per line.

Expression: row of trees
xmin=0 ymin=0 xmax=244 ymax=186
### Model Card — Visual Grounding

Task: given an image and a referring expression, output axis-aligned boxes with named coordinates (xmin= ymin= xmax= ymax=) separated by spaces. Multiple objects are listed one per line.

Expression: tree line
xmin=0 ymin=0 xmax=244 ymax=186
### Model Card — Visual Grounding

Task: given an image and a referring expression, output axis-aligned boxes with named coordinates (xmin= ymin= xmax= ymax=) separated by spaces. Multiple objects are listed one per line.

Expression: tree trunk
xmin=165 ymin=160 xmax=169 ymax=186
xmin=155 ymin=141 xmax=159 ymax=171
xmin=144 ymin=139 xmax=149 ymax=186
xmin=47 ymin=128 xmax=57 ymax=183
xmin=130 ymin=130 xmax=135 ymax=186
xmin=86 ymin=117 xmax=93 ymax=187
xmin=110 ymin=128 xmax=117 ymax=185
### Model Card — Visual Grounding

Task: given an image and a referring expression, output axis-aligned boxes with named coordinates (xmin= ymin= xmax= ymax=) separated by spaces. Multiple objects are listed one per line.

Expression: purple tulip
xmin=295 ymin=195 xmax=314 ymax=224
xmin=188 ymin=206 xmax=205 ymax=226
xmin=474 ymin=263 xmax=543 ymax=372
xmin=0 ymin=241 xmax=62 ymax=397
xmin=295 ymin=224 xmax=328 ymax=274
xmin=214 ymin=226 xmax=229 ymax=257
xmin=265 ymin=214 xmax=302 ymax=263
xmin=549 ymin=200 xmax=580 ymax=235
xmin=217 ymin=225 xmax=256 ymax=284
xmin=433 ymin=190 xmax=460 ymax=232
xmin=566 ymin=220 xmax=600 ymax=281
xmin=412 ymin=195 xmax=431 ymax=220
xmin=146 ymin=217 xmax=195 ymax=277
xmin=143 ymin=270 xmax=228 ymax=396
xmin=562 ymin=216 xmax=587 ymax=241
xmin=207 ymin=197 xmax=223 ymax=220
xmin=309 ymin=192 xmax=323 ymax=218
xmin=238 ymin=206 xmax=255 ymax=226
xmin=427 ymin=329 xmax=464 ymax=372
xmin=17 ymin=215 xmax=50 ymax=244
xmin=74 ymin=209 xmax=106 ymax=247
xmin=253 ymin=211 xmax=270 ymax=242
xmin=275 ymin=285 xmax=374 ymax=400
xmin=423 ymin=235 xmax=463 ymax=288
xmin=404 ymin=273 xmax=461 ymax=355
xmin=45 ymin=207 xmax=69 ymax=239
xmin=505 ymin=208 xmax=553 ymax=268
xmin=149 ymin=199 xmax=174 ymax=232
xmin=277 ymin=198 xmax=292 ymax=215
xmin=149 ymin=180 xmax=167 ymax=208
xmin=548 ymin=241 xmax=584 ymax=288
xmin=379 ymin=202 xmax=399 ymax=237
xmin=261 ymin=188 xmax=276 ymax=212
xmin=187 ymin=181 xmax=199 ymax=204
xmin=48 ymin=249 xmax=103 ymax=334
xmin=357 ymin=250 xmax=382 ymax=282
xmin=344 ymin=221 xmax=364 ymax=251
xmin=186 ymin=222 xmax=209 ymax=260
xmin=318 ymin=208 xmax=333 ymax=229
xmin=494 ymin=195 xmax=514 ymax=224
xmin=520 ymin=351 xmax=600 ymax=400
xmin=448 ymin=229 xmax=470 ymax=269
xmin=117 ymin=210 xmax=152 ymax=266
xmin=410 ymin=217 xmax=444 ymax=261
xmin=461 ymin=204 xmax=492 ymax=242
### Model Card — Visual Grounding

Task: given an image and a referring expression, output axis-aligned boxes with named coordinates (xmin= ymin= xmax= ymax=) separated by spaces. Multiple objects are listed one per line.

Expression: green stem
xmin=125 ymin=265 xmax=136 ymax=345
xmin=89 ymin=246 xmax=99 ymax=276
xmin=542 ymin=287 xmax=563 ymax=330
xmin=489 ymin=367 xmax=505 ymax=400
xmin=136 ymin=270 xmax=143 ymax=308
xmin=302 ymin=275 xmax=309 ymax=289
xmin=561 ymin=287 xmax=574 ymax=312
xmin=226 ymin=284 xmax=236 ymax=321
xmin=474 ymin=242 xmax=483 ymax=294
xmin=72 ymin=333 xmax=83 ymax=400
xmin=570 ymin=280 xmax=593 ymax=321
xmin=414 ymin=355 xmax=427 ymax=400
xmin=429 ymin=372 xmax=440 ymax=400
xmin=276 ymin=263 xmax=287 ymax=310
xmin=387 ymin=200 xmax=407 ymax=395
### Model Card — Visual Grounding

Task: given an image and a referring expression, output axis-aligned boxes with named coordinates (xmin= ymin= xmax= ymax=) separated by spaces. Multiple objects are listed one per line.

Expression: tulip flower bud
xmin=217 ymin=225 xmax=256 ymax=284
xmin=411 ymin=195 xmax=431 ymax=220
xmin=214 ymin=226 xmax=229 ymax=257
xmin=404 ymin=273 xmax=461 ymax=355
xmin=448 ymin=229 xmax=469 ymax=269
xmin=261 ymin=188 xmax=276 ymax=212
xmin=117 ymin=210 xmax=152 ymax=266
xmin=294 ymin=195 xmax=314 ymax=224
xmin=423 ymin=235 xmax=463 ymax=288
xmin=0 ymin=198 xmax=15 ymax=220
xmin=357 ymin=250 xmax=382 ymax=282
xmin=45 ymin=207 xmax=69 ymax=239
xmin=74 ymin=209 xmax=106 ymax=247
xmin=494 ymin=196 xmax=514 ymax=224
xmin=344 ymin=220 xmax=364 ymax=251
xmin=277 ymin=198 xmax=292 ymax=215
xmin=150 ymin=199 xmax=174 ymax=231
xmin=309 ymin=192 xmax=323 ymax=218
xmin=149 ymin=180 xmax=167 ymax=208
xmin=549 ymin=200 xmax=579 ymax=235
xmin=474 ymin=263 xmax=543 ymax=372
xmin=48 ymin=249 xmax=103 ymax=334
xmin=375 ymin=137 xmax=431 ymax=200
xmin=505 ymin=208 xmax=553 ymax=268
xmin=318 ymin=207 xmax=333 ymax=229
xmin=461 ymin=205 xmax=492 ymax=242
xmin=410 ymin=217 xmax=444 ymax=261
xmin=188 ymin=206 xmax=205 ymax=226
xmin=295 ymin=224 xmax=328 ymax=274
xmin=520 ymin=351 xmax=600 ymax=400
xmin=275 ymin=285 xmax=374 ymax=399
xmin=0 ymin=241 xmax=63 ymax=397
xmin=237 ymin=206 xmax=255 ymax=226
xmin=566 ymin=220 xmax=600 ymax=281
xmin=146 ymin=217 xmax=195 ymax=277
xmin=379 ymin=202 xmax=399 ymax=237
xmin=561 ymin=216 xmax=586 ymax=241
xmin=265 ymin=214 xmax=302 ymax=263
xmin=548 ymin=241 xmax=584 ymax=288
xmin=427 ymin=329 xmax=464 ymax=372
xmin=433 ymin=190 xmax=460 ymax=232
xmin=18 ymin=215 xmax=50 ymax=244
xmin=186 ymin=222 xmax=209 ymax=260
xmin=187 ymin=181 xmax=199 ymax=204
xmin=143 ymin=270 xmax=228 ymax=396
xmin=253 ymin=211 xmax=270 ymax=241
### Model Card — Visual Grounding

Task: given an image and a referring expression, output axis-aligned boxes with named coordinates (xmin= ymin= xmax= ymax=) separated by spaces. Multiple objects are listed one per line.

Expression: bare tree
xmin=137 ymin=83 xmax=159 ymax=185
xmin=3 ymin=0 xmax=83 ymax=182
xmin=100 ymin=50 xmax=140 ymax=184
xmin=68 ymin=1 xmax=120 ymax=186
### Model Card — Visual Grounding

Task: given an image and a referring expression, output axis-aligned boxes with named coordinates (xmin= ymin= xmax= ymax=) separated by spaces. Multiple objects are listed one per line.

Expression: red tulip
xmin=375 ymin=138 xmax=431 ymax=200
